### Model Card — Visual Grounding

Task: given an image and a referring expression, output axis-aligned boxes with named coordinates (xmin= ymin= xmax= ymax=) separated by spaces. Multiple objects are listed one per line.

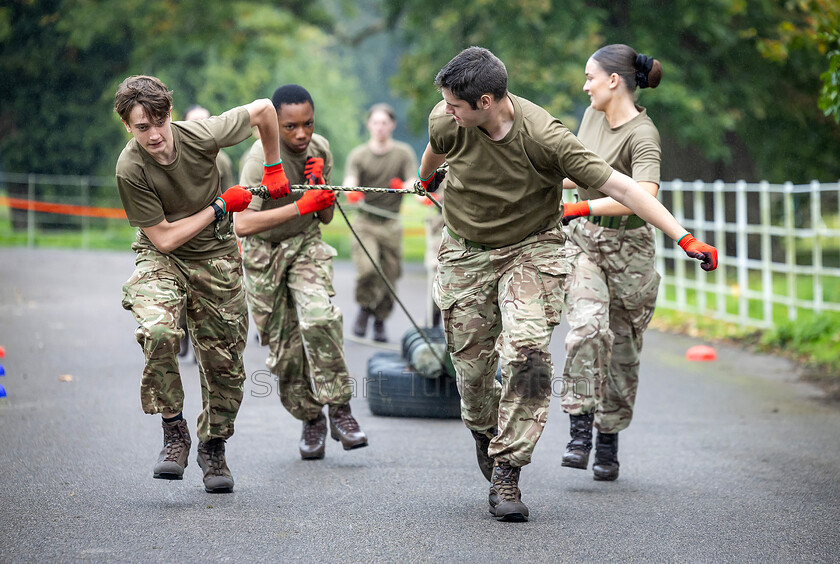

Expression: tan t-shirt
xmin=574 ymin=106 xmax=660 ymax=204
xmin=216 ymin=150 xmax=236 ymax=192
xmin=239 ymin=133 xmax=333 ymax=243
xmin=344 ymin=141 xmax=417 ymax=214
xmin=428 ymin=94 xmax=613 ymax=247
xmin=116 ymin=106 xmax=252 ymax=259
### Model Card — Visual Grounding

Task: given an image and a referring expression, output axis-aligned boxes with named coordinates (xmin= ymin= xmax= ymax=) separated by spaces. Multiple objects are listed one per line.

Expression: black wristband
xmin=211 ymin=201 xmax=225 ymax=221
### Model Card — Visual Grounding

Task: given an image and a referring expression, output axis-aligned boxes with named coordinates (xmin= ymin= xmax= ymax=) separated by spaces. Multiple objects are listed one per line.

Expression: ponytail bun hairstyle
xmin=592 ymin=44 xmax=662 ymax=91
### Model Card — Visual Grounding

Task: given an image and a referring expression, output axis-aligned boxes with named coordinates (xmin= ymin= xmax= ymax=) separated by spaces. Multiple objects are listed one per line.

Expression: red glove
xmin=218 ymin=186 xmax=252 ymax=213
xmin=295 ymin=190 xmax=336 ymax=215
xmin=304 ymin=157 xmax=325 ymax=186
xmin=561 ymin=201 xmax=591 ymax=225
xmin=418 ymin=168 xmax=446 ymax=193
xmin=346 ymin=191 xmax=364 ymax=204
xmin=388 ymin=177 xmax=403 ymax=191
xmin=678 ymin=233 xmax=718 ymax=271
xmin=261 ymin=161 xmax=290 ymax=199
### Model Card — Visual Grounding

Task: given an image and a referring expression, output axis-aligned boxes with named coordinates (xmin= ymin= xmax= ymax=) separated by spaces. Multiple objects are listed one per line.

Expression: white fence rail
xmin=3 ymin=173 xmax=840 ymax=328
xmin=649 ymin=179 xmax=840 ymax=328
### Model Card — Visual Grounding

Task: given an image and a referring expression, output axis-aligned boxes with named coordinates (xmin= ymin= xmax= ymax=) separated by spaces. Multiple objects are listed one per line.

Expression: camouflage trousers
xmin=241 ymin=227 xmax=352 ymax=422
xmin=351 ymin=213 xmax=402 ymax=322
xmin=121 ymin=247 xmax=248 ymax=443
xmin=434 ymin=225 xmax=567 ymax=467
xmin=561 ymin=219 xmax=660 ymax=433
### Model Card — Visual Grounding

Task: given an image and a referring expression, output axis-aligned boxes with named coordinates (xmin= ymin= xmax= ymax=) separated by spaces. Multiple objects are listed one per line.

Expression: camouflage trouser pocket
xmin=120 ymin=253 xmax=157 ymax=310
xmin=614 ymin=268 xmax=660 ymax=311
xmin=533 ymin=259 xmax=568 ymax=327
xmin=433 ymin=283 xmax=458 ymax=354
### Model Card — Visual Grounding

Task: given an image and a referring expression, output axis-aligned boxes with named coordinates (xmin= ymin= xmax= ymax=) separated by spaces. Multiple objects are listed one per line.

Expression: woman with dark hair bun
xmin=558 ymin=44 xmax=666 ymax=482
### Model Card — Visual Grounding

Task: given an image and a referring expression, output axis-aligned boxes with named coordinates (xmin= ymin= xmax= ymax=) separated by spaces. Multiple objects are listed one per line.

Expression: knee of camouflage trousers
xmin=507 ymin=348 xmax=553 ymax=400
xmin=136 ymin=323 xmax=180 ymax=356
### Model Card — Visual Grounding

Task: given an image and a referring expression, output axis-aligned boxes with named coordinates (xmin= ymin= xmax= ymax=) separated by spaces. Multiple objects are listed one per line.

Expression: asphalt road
xmin=1 ymin=248 xmax=839 ymax=562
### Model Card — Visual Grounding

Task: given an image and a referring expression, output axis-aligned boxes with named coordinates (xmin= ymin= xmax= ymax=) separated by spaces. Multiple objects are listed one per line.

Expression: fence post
xmin=691 ymin=180 xmax=705 ymax=312
xmin=811 ymin=180 xmax=823 ymax=313
xmin=760 ymin=180 xmax=773 ymax=325
xmin=27 ymin=174 xmax=35 ymax=249
xmin=784 ymin=181 xmax=797 ymax=320
xmin=714 ymin=180 xmax=726 ymax=319
xmin=672 ymin=180 xmax=686 ymax=311
xmin=735 ymin=180 xmax=748 ymax=325
xmin=81 ymin=176 xmax=90 ymax=250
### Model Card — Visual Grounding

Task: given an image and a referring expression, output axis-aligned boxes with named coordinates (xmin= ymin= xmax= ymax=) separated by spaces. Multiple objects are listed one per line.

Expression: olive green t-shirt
xmin=239 ymin=132 xmax=333 ymax=243
xmin=574 ymin=105 xmax=660 ymax=203
xmin=344 ymin=141 xmax=417 ymax=214
xmin=116 ymin=106 xmax=252 ymax=259
xmin=216 ymin=150 xmax=236 ymax=192
xmin=428 ymin=94 xmax=613 ymax=247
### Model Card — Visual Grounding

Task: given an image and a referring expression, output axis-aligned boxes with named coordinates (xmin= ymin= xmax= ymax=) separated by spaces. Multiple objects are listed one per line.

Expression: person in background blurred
xmin=114 ymin=75 xmax=289 ymax=493
xmin=342 ymin=104 xmax=417 ymax=342
xmin=235 ymin=84 xmax=367 ymax=461
xmin=558 ymin=44 xmax=665 ymax=482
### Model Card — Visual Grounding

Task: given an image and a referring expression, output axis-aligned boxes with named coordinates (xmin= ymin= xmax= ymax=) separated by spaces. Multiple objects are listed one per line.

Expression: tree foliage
xmin=386 ymin=0 xmax=840 ymax=182
xmin=0 ymin=0 xmax=364 ymax=177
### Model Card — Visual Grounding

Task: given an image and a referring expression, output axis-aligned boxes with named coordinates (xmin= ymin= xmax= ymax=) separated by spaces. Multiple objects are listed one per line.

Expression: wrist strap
xmin=214 ymin=196 xmax=227 ymax=214
xmin=418 ymin=167 xmax=435 ymax=182
xmin=264 ymin=160 xmax=283 ymax=167
xmin=677 ymin=232 xmax=691 ymax=245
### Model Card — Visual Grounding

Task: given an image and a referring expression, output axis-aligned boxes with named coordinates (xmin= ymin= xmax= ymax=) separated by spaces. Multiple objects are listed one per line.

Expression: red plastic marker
xmin=686 ymin=345 xmax=717 ymax=362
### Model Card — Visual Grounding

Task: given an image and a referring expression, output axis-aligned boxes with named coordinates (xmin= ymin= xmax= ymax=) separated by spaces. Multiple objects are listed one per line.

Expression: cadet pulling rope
xmin=213 ymin=165 xmax=449 ymax=370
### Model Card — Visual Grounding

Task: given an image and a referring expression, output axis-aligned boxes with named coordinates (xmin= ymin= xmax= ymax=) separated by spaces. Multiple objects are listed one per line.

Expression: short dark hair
xmin=591 ymin=44 xmax=663 ymax=91
xmin=114 ymin=75 xmax=173 ymax=123
xmin=271 ymin=84 xmax=314 ymax=111
xmin=434 ymin=46 xmax=507 ymax=109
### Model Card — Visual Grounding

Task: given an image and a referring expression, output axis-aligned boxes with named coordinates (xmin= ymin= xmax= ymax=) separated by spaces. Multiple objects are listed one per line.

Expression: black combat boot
xmin=592 ymin=431 xmax=619 ymax=481
xmin=488 ymin=460 xmax=529 ymax=522
xmin=353 ymin=307 xmax=371 ymax=338
xmin=299 ymin=411 xmax=327 ymax=460
xmin=328 ymin=404 xmax=368 ymax=450
xmin=470 ymin=427 xmax=497 ymax=482
xmin=561 ymin=412 xmax=594 ymax=470
xmin=372 ymin=320 xmax=387 ymax=343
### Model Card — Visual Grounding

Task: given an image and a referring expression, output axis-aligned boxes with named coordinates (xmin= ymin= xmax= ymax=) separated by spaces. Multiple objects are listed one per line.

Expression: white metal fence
xmin=649 ymin=179 xmax=840 ymax=328
xmin=3 ymin=172 xmax=839 ymax=328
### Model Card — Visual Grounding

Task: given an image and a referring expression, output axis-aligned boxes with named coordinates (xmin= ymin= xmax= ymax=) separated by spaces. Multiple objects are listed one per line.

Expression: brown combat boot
xmin=196 ymin=438 xmax=234 ymax=493
xmin=488 ymin=460 xmax=529 ymax=522
xmin=561 ymin=412 xmax=594 ymax=470
xmin=153 ymin=418 xmax=191 ymax=480
xmin=328 ymin=404 xmax=368 ymax=450
xmin=299 ymin=411 xmax=327 ymax=460
xmin=353 ymin=307 xmax=370 ymax=338
xmin=471 ymin=427 xmax=496 ymax=482
xmin=592 ymin=432 xmax=619 ymax=481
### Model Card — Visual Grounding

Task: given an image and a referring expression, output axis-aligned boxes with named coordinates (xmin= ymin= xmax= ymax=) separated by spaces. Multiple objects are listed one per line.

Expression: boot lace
xmin=331 ymin=407 xmax=360 ymax=433
xmin=201 ymin=439 xmax=227 ymax=474
xmin=162 ymin=421 xmax=189 ymax=462
xmin=303 ymin=416 xmax=325 ymax=443
xmin=493 ymin=464 xmax=521 ymax=501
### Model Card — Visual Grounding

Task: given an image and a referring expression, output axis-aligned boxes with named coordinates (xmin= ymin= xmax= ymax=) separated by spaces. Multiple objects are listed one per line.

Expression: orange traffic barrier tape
xmin=0 ymin=195 xmax=127 ymax=219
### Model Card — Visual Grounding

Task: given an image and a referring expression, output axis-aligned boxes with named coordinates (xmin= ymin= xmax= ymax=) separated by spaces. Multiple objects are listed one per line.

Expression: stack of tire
xmin=366 ymin=326 xmax=462 ymax=419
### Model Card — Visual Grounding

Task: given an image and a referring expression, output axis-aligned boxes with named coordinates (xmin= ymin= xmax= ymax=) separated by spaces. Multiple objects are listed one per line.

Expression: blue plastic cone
xmin=0 ymin=384 xmax=6 ymax=397
xmin=0 ymin=364 xmax=5 ymax=376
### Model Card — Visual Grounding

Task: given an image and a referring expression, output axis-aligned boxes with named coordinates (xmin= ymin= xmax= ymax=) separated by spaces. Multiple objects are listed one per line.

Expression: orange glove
xmin=295 ymin=190 xmax=336 ymax=215
xmin=346 ymin=191 xmax=364 ymax=204
xmin=388 ymin=177 xmax=403 ymax=191
xmin=304 ymin=157 xmax=325 ymax=186
xmin=561 ymin=201 xmax=591 ymax=225
xmin=261 ymin=161 xmax=290 ymax=199
xmin=218 ymin=186 xmax=252 ymax=213
xmin=678 ymin=233 xmax=718 ymax=271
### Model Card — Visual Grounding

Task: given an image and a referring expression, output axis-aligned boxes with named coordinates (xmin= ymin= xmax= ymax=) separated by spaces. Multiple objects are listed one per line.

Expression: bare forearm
xmin=246 ymin=99 xmax=281 ymax=165
xmin=589 ymin=181 xmax=658 ymax=217
xmin=233 ymin=206 xmax=298 ymax=237
xmin=597 ymin=171 xmax=686 ymax=240
xmin=142 ymin=208 xmax=216 ymax=254
xmin=418 ymin=143 xmax=446 ymax=180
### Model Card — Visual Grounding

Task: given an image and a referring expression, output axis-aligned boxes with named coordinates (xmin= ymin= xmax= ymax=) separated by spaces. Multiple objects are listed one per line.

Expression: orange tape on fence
xmin=0 ymin=195 xmax=127 ymax=219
